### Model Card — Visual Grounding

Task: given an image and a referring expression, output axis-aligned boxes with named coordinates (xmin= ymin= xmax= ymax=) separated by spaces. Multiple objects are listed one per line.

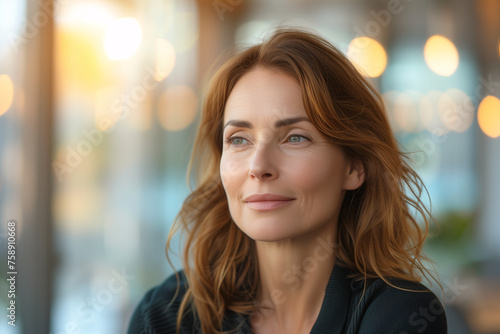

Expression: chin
xmin=247 ymin=233 xmax=290 ymax=243
xmin=235 ymin=219 xmax=299 ymax=243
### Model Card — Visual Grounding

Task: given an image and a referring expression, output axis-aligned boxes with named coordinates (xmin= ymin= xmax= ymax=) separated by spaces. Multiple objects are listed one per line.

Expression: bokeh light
xmin=154 ymin=38 xmax=176 ymax=82
xmin=0 ymin=74 xmax=14 ymax=116
xmin=393 ymin=91 xmax=425 ymax=133
xmin=157 ymin=86 xmax=198 ymax=131
xmin=57 ymin=28 xmax=107 ymax=90
xmin=424 ymin=35 xmax=459 ymax=76
xmin=438 ymin=88 xmax=474 ymax=133
xmin=420 ymin=90 xmax=450 ymax=135
xmin=347 ymin=37 xmax=387 ymax=77
xmin=103 ymin=17 xmax=142 ymax=61
xmin=477 ymin=95 xmax=500 ymax=138
xmin=56 ymin=1 xmax=115 ymax=27
xmin=381 ymin=91 xmax=400 ymax=132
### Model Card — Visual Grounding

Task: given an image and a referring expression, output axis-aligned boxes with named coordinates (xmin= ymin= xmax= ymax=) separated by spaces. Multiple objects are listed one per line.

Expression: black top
xmin=127 ymin=264 xmax=447 ymax=333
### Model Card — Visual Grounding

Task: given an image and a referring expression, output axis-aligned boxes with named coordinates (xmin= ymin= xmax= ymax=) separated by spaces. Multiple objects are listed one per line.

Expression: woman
xmin=128 ymin=27 xmax=447 ymax=333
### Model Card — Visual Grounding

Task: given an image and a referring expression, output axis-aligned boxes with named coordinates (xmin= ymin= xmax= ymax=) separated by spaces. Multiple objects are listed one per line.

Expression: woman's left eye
xmin=287 ymin=134 xmax=309 ymax=143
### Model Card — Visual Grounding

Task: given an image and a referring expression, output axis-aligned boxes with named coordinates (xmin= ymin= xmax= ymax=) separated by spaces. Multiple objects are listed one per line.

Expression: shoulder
xmin=352 ymin=278 xmax=447 ymax=334
xmin=127 ymin=270 xmax=194 ymax=334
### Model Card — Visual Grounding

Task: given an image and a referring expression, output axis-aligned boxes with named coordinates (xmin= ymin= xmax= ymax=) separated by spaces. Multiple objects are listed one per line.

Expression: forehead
xmin=223 ymin=68 xmax=306 ymax=122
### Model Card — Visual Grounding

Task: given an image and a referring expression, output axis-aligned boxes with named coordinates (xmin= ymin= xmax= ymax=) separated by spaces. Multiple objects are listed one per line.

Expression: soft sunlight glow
xmin=56 ymin=1 xmax=115 ymax=27
xmin=424 ymin=35 xmax=459 ymax=76
xmin=56 ymin=1 xmax=117 ymax=92
xmin=347 ymin=37 xmax=387 ymax=77
xmin=57 ymin=28 xmax=107 ymax=90
xmin=478 ymin=95 xmax=500 ymax=138
xmin=0 ymin=74 xmax=14 ymax=116
xmin=103 ymin=17 xmax=142 ymax=61
xmin=154 ymin=38 xmax=176 ymax=82
xmin=157 ymin=86 xmax=198 ymax=131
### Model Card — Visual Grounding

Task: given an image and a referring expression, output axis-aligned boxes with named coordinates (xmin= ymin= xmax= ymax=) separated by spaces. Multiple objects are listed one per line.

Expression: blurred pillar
xmin=196 ymin=0 xmax=247 ymax=84
xmin=19 ymin=0 xmax=55 ymax=333
xmin=475 ymin=0 xmax=500 ymax=261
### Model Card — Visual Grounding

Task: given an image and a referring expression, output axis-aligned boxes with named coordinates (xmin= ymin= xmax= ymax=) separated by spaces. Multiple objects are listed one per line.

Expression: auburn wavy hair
xmin=166 ymin=27 xmax=438 ymax=333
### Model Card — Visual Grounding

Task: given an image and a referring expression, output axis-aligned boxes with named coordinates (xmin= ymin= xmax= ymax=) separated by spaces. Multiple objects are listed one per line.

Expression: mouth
xmin=245 ymin=199 xmax=295 ymax=211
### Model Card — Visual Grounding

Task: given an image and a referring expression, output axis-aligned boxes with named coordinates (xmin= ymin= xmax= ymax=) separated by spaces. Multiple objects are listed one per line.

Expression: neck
xmin=252 ymin=228 xmax=337 ymax=333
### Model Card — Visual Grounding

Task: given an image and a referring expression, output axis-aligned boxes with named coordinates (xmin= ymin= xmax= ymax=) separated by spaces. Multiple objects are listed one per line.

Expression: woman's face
xmin=220 ymin=68 xmax=364 ymax=242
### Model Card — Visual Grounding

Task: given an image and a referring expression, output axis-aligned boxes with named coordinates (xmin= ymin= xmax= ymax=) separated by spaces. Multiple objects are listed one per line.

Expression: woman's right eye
xmin=225 ymin=136 xmax=248 ymax=146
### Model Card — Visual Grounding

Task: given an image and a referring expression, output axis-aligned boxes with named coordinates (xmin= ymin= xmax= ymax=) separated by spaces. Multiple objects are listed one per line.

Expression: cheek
xmin=293 ymin=157 xmax=346 ymax=227
xmin=288 ymin=153 xmax=346 ymax=199
xmin=220 ymin=154 xmax=246 ymax=222
xmin=220 ymin=153 xmax=245 ymax=194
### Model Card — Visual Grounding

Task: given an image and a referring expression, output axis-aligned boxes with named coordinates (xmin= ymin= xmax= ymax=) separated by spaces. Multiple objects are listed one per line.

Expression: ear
xmin=343 ymin=159 xmax=365 ymax=190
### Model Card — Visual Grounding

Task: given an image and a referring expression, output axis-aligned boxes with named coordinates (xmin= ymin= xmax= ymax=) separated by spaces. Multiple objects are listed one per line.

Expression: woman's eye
xmin=288 ymin=134 xmax=308 ymax=143
xmin=225 ymin=134 xmax=308 ymax=146
xmin=226 ymin=136 xmax=248 ymax=145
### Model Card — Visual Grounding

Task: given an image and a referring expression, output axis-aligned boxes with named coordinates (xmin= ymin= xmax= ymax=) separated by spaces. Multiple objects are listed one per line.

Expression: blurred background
xmin=0 ymin=0 xmax=499 ymax=333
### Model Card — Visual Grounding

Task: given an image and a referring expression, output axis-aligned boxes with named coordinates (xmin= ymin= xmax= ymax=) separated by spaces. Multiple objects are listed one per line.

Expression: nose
xmin=248 ymin=145 xmax=278 ymax=181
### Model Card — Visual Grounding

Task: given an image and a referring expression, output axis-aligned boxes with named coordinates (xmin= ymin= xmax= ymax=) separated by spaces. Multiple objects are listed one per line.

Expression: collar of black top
xmin=310 ymin=263 xmax=353 ymax=334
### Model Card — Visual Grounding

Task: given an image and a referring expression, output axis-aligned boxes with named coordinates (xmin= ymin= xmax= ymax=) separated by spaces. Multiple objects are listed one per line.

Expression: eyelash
xmin=224 ymin=134 xmax=310 ymax=146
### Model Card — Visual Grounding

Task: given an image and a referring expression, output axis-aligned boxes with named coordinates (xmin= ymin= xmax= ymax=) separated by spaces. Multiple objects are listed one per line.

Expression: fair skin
xmin=220 ymin=67 xmax=365 ymax=334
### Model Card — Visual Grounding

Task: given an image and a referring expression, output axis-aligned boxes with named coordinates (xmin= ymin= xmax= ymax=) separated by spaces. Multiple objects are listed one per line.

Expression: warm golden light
xmin=157 ymin=86 xmax=198 ymax=131
xmin=424 ymin=35 xmax=459 ymax=76
xmin=154 ymin=38 xmax=176 ymax=82
xmin=0 ymin=74 xmax=14 ymax=116
xmin=57 ymin=2 xmax=115 ymax=27
xmin=347 ymin=37 xmax=387 ymax=77
xmin=56 ymin=2 xmax=118 ymax=93
xmin=478 ymin=95 xmax=500 ymax=138
xmin=57 ymin=28 xmax=108 ymax=91
xmin=103 ymin=17 xmax=142 ymax=61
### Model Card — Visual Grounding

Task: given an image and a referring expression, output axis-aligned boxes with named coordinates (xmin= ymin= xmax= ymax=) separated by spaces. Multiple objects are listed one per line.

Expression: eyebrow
xmin=223 ymin=116 xmax=312 ymax=130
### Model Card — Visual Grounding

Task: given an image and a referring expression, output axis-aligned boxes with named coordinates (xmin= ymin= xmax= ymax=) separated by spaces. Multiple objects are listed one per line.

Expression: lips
xmin=244 ymin=193 xmax=295 ymax=211
xmin=244 ymin=193 xmax=295 ymax=202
